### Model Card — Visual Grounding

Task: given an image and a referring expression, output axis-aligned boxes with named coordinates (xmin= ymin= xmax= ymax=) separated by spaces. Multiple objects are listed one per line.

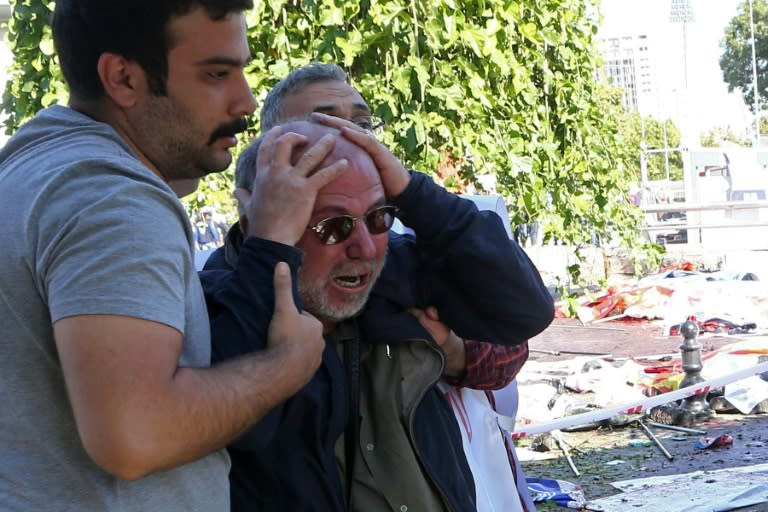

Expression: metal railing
xmin=642 ymin=200 xmax=768 ymax=231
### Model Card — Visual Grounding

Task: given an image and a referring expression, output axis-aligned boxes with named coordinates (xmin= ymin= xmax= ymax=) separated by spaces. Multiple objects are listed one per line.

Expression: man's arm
xmin=388 ymin=174 xmax=553 ymax=345
xmin=445 ymin=340 xmax=529 ymax=390
xmin=321 ymin=120 xmax=553 ymax=346
xmin=54 ymin=262 xmax=321 ymax=481
xmin=411 ymin=306 xmax=529 ymax=389
xmin=46 ymin=128 xmax=347 ymax=481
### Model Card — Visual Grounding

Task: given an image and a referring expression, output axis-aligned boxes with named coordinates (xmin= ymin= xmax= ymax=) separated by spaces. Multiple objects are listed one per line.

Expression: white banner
xmin=502 ymin=361 xmax=768 ymax=438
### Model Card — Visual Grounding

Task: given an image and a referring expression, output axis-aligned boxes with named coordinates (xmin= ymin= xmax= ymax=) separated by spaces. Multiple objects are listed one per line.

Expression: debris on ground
xmin=517 ymin=258 xmax=768 ymax=510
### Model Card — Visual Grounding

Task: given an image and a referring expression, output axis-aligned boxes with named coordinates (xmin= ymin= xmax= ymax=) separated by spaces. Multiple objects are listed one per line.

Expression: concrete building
xmin=599 ymin=34 xmax=662 ymax=118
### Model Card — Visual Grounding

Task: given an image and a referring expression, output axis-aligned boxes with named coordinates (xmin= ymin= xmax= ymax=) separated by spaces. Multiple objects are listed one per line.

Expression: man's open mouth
xmin=334 ymin=274 xmax=368 ymax=288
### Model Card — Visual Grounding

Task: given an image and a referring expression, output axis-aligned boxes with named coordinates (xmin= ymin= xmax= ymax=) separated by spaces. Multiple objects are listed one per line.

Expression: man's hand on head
xmin=235 ymin=126 xmax=348 ymax=246
xmin=310 ymin=112 xmax=410 ymax=199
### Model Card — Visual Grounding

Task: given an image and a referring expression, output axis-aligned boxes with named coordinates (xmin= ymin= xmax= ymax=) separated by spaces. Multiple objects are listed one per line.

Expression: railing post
xmin=649 ymin=317 xmax=714 ymax=426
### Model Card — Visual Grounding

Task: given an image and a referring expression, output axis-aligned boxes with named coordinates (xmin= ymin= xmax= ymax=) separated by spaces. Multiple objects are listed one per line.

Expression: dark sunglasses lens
xmin=319 ymin=216 xmax=356 ymax=244
xmin=365 ymin=207 xmax=396 ymax=234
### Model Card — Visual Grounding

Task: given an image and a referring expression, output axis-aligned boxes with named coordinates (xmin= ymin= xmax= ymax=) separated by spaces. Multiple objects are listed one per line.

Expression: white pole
xmin=749 ymin=0 xmax=761 ymax=148
xmin=663 ymin=122 xmax=670 ymax=180
xmin=682 ymin=21 xmax=689 ymax=90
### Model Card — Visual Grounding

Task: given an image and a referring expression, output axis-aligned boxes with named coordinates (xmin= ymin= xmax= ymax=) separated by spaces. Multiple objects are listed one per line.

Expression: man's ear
xmin=96 ymin=52 xmax=144 ymax=108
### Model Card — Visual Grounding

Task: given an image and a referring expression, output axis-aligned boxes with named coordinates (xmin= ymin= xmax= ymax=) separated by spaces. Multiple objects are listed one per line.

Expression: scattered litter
xmin=522 ymin=259 xmax=768 ymax=509
xmin=531 ymin=433 xmax=558 ymax=452
xmin=591 ymin=463 xmax=768 ymax=511
xmin=641 ymin=420 xmax=706 ymax=435
xmin=526 ymin=476 xmax=587 ymax=509
xmin=696 ymin=433 xmax=734 ymax=450
xmin=637 ymin=420 xmax=675 ymax=460
xmin=668 ymin=317 xmax=757 ymax=337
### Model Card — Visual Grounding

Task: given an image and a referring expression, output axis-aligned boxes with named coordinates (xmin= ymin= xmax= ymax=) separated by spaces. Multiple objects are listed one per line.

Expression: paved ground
xmin=521 ymin=318 xmax=768 ymax=510
xmin=528 ymin=317 xmax=744 ymax=363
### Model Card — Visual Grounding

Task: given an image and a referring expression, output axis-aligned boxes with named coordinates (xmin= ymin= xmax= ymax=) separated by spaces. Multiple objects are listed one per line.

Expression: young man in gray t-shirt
xmin=0 ymin=2 xmax=348 ymax=510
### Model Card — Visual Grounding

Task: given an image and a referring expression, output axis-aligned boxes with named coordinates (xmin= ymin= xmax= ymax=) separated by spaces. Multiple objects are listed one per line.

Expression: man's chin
xmin=169 ymin=178 xmax=201 ymax=197
xmin=310 ymin=295 xmax=369 ymax=324
xmin=200 ymin=150 xmax=234 ymax=176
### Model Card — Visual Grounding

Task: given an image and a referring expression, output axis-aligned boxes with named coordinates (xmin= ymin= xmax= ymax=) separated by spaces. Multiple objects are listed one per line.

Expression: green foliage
xmin=2 ymin=0 xmax=662 ymax=290
xmin=720 ymin=0 xmax=768 ymax=113
xmin=182 ymin=173 xmax=240 ymax=225
xmin=615 ymin=112 xmax=683 ymax=182
xmin=245 ymin=0 xmax=660 ymax=282
xmin=1 ymin=1 xmax=64 ymax=132
xmin=700 ymin=125 xmax=752 ymax=147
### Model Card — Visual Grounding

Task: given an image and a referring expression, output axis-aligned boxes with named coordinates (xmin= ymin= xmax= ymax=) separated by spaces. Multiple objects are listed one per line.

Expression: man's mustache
xmin=208 ymin=117 xmax=249 ymax=144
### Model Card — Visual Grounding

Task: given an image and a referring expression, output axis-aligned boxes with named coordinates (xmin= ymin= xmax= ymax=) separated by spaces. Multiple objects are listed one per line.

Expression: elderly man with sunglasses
xmin=200 ymin=78 xmax=552 ymax=512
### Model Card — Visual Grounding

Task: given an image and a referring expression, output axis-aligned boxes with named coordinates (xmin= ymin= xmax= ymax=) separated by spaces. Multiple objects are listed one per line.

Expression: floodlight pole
xmin=749 ymin=0 xmax=761 ymax=148
xmin=669 ymin=0 xmax=695 ymax=150
xmin=669 ymin=0 xmax=695 ymax=90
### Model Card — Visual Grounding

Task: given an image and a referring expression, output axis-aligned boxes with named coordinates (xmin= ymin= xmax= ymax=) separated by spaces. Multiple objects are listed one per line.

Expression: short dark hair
xmin=259 ymin=62 xmax=348 ymax=131
xmin=235 ymin=133 xmax=264 ymax=192
xmin=52 ymin=0 xmax=253 ymax=100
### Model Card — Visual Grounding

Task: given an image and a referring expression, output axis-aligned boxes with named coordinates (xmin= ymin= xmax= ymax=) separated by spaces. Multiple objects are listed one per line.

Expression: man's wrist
xmin=441 ymin=335 xmax=467 ymax=378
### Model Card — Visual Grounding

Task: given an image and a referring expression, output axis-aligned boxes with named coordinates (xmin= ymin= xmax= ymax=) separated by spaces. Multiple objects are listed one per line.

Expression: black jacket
xmin=200 ymin=172 xmax=554 ymax=511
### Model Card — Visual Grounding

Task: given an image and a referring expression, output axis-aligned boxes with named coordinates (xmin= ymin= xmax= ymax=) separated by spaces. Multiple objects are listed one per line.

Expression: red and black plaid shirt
xmin=443 ymin=339 xmax=529 ymax=390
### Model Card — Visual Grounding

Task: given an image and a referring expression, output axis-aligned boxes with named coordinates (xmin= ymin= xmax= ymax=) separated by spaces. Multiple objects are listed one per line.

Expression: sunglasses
xmin=307 ymin=205 xmax=398 ymax=245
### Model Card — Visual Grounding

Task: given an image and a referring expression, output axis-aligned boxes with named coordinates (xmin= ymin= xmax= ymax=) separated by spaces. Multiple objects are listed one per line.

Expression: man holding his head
xmin=203 ymin=101 xmax=551 ymax=510
xmin=256 ymin=62 xmax=534 ymax=393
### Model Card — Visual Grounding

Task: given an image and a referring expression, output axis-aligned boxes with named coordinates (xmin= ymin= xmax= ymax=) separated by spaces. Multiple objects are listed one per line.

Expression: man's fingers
xmin=340 ymin=126 xmax=410 ymax=197
xmin=308 ymin=159 xmax=348 ymax=190
xmin=408 ymin=308 xmax=426 ymax=320
xmin=310 ymin=112 xmax=366 ymax=133
xmin=272 ymin=262 xmax=298 ymax=315
xmin=338 ymin=126 xmax=395 ymax=168
xmin=339 ymin=125 xmax=379 ymax=149
xmin=425 ymin=306 xmax=440 ymax=321
xmin=269 ymin=132 xmax=309 ymax=172
xmin=255 ymin=126 xmax=286 ymax=173
xmin=292 ymin=134 xmax=337 ymax=177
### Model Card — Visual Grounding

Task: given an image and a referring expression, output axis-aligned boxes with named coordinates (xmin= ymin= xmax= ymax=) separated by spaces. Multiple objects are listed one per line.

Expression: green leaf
xmin=1 ymin=0 xmax=664 ymax=297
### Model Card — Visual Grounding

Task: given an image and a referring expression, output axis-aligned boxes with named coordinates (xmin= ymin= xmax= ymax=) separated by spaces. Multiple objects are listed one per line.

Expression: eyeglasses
xmin=351 ymin=116 xmax=386 ymax=135
xmin=307 ymin=205 xmax=398 ymax=245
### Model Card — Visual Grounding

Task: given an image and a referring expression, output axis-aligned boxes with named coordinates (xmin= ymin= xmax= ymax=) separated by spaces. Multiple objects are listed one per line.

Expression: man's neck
xmin=322 ymin=319 xmax=337 ymax=334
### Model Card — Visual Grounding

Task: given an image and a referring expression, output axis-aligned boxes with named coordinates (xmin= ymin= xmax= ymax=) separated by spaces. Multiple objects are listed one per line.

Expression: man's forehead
xmin=313 ymin=170 xmax=385 ymax=214
xmin=290 ymin=81 xmax=369 ymax=112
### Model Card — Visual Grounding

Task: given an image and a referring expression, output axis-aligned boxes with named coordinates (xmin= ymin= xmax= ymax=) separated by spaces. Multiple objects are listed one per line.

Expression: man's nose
xmin=230 ymin=72 xmax=257 ymax=117
xmin=344 ymin=221 xmax=378 ymax=260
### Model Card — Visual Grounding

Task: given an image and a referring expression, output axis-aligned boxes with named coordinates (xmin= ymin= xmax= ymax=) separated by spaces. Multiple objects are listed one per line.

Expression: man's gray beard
xmin=298 ymin=256 xmax=386 ymax=324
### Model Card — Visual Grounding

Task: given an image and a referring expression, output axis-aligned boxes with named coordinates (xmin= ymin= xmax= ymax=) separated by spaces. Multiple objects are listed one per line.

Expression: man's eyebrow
xmin=312 ymin=103 xmax=372 ymax=114
xmin=196 ymin=55 xmax=252 ymax=67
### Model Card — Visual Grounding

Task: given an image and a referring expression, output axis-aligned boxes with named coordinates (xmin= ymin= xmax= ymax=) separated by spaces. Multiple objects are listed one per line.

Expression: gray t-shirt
xmin=0 ymin=105 xmax=229 ymax=511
